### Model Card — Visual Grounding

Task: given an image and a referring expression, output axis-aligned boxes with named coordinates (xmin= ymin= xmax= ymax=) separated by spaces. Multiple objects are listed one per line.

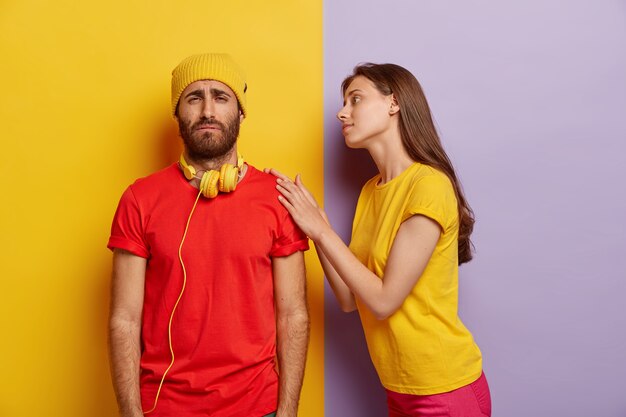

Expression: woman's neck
xmin=367 ymin=132 xmax=414 ymax=184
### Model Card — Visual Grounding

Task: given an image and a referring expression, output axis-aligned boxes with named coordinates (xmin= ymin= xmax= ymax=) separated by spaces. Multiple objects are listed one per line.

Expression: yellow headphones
xmin=179 ymin=153 xmax=244 ymax=198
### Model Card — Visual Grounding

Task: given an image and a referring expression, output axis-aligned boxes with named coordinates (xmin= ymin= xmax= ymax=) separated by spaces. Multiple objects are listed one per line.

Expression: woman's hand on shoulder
xmin=264 ymin=168 xmax=329 ymax=241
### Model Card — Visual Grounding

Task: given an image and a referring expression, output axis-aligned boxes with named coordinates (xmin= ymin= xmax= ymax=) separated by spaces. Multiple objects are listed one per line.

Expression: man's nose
xmin=201 ymin=100 xmax=215 ymax=118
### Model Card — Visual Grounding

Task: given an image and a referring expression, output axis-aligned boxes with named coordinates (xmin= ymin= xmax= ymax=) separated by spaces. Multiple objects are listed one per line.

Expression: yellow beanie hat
xmin=171 ymin=53 xmax=247 ymax=117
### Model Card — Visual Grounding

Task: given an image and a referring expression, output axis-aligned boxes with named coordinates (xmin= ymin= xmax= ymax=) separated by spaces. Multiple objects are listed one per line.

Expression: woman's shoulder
xmin=363 ymin=174 xmax=381 ymax=188
xmin=409 ymin=163 xmax=453 ymax=190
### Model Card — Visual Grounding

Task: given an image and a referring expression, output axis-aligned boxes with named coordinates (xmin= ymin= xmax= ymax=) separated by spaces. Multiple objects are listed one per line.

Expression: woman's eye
xmin=352 ymin=96 xmax=361 ymax=104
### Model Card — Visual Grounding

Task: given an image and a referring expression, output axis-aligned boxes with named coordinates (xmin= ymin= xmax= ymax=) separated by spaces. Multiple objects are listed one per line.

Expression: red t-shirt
xmin=108 ymin=163 xmax=309 ymax=417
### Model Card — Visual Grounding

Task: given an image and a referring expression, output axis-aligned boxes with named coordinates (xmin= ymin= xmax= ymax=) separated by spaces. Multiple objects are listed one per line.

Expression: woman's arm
xmin=265 ymin=169 xmax=356 ymax=312
xmin=314 ymin=242 xmax=357 ymax=312
xmin=276 ymin=174 xmax=440 ymax=320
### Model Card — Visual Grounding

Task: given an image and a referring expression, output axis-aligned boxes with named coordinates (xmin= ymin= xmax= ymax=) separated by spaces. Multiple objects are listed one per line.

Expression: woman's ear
xmin=389 ymin=94 xmax=400 ymax=115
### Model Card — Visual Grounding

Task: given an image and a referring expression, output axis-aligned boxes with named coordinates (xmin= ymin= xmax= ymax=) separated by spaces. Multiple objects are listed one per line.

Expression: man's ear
xmin=239 ymin=110 xmax=245 ymax=124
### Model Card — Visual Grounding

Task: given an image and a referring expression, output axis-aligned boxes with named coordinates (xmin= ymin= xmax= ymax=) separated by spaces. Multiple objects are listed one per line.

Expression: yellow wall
xmin=0 ymin=1 xmax=323 ymax=416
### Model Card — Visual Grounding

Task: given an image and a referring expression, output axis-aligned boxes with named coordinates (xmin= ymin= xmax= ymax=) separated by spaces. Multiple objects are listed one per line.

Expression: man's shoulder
xmin=122 ymin=163 xmax=180 ymax=203
xmin=243 ymin=164 xmax=281 ymax=189
xmin=129 ymin=163 xmax=179 ymax=188
xmin=240 ymin=165 xmax=288 ymax=210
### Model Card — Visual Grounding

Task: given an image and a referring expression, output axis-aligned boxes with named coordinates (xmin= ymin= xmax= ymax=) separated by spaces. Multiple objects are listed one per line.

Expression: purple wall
xmin=323 ymin=1 xmax=626 ymax=416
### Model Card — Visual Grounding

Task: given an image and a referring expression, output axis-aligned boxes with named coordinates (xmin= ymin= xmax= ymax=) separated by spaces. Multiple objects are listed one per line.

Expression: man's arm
xmin=108 ymin=249 xmax=146 ymax=417
xmin=272 ymin=251 xmax=310 ymax=417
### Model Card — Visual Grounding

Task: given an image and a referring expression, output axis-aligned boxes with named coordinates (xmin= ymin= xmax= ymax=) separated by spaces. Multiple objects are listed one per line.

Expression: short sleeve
xmin=270 ymin=207 xmax=310 ymax=257
xmin=107 ymin=186 xmax=150 ymax=258
xmin=402 ymin=173 xmax=456 ymax=231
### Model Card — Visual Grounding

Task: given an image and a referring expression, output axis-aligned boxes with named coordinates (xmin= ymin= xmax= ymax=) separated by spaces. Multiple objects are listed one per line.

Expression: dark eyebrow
xmin=184 ymin=87 xmax=232 ymax=100
xmin=184 ymin=89 xmax=205 ymax=99
xmin=210 ymin=88 xmax=232 ymax=98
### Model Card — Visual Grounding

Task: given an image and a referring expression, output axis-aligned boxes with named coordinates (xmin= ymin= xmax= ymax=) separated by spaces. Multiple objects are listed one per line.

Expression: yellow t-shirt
xmin=349 ymin=162 xmax=482 ymax=395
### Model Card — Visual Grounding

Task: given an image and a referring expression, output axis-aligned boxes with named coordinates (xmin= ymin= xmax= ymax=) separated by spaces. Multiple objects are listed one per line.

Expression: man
xmin=107 ymin=53 xmax=310 ymax=417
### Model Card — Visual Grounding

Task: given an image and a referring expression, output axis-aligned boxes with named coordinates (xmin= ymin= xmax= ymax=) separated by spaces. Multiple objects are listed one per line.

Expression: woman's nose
xmin=337 ymin=106 xmax=348 ymax=121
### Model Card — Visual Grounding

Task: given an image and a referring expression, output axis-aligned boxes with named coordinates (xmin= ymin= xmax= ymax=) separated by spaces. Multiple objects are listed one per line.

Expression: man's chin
xmin=187 ymin=145 xmax=236 ymax=161
xmin=193 ymin=131 xmax=218 ymax=142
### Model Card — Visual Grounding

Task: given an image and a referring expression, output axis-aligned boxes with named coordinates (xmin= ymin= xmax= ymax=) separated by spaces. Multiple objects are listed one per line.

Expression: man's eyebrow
xmin=184 ymin=89 xmax=205 ymax=99
xmin=210 ymin=88 xmax=232 ymax=97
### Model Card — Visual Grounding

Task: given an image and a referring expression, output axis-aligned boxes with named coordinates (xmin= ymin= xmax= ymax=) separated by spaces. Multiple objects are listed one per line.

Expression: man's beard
xmin=179 ymin=113 xmax=240 ymax=161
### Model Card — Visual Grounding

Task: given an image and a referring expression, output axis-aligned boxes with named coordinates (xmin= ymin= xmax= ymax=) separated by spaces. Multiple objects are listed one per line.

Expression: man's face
xmin=176 ymin=79 xmax=243 ymax=161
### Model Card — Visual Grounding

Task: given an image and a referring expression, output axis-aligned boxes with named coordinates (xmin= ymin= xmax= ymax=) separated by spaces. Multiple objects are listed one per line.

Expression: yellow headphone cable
xmin=143 ymin=189 xmax=203 ymax=414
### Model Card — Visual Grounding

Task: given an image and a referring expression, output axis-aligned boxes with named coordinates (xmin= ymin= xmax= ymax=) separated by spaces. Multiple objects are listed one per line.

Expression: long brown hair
xmin=342 ymin=63 xmax=475 ymax=264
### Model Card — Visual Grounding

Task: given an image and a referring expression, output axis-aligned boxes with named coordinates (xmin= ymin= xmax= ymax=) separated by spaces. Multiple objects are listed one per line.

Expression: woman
xmin=270 ymin=63 xmax=491 ymax=417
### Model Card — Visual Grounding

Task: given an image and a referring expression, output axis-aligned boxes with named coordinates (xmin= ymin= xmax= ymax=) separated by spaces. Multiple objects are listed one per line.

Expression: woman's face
xmin=337 ymin=75 xmax=395 ymax=149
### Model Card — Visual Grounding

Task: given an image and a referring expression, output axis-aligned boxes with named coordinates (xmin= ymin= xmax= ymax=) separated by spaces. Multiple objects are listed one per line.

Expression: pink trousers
xmin=386 ymin=372 xmax=491 ymax=417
